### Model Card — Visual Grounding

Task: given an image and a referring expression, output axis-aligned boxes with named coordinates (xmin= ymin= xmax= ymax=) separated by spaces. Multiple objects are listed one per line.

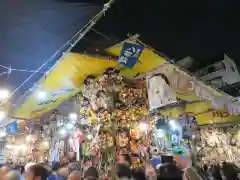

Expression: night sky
xmin=0 ymin=0 xmax=238 ymax=100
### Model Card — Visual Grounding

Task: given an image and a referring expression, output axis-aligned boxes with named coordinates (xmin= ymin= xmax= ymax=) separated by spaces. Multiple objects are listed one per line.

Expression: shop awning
xmin=10 ymin=39 xmax=239 ymax=125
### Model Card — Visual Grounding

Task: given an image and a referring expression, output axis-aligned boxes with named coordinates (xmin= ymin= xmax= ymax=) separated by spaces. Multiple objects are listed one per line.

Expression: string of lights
xmin=2 ymin=0 xmax=115 ymax=107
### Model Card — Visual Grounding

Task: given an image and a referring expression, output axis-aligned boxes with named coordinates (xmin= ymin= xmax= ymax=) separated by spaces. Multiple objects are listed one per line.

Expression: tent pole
xmin=66 ymin=0 xmax=115 ymax=52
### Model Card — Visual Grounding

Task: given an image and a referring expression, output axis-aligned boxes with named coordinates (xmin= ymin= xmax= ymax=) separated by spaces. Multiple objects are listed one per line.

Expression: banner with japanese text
xmin=117 ymin=42 xmax=144 ymax=68
xmin=11 ymin=38 xmax=240 ymax=125
xmin=147 ymin=74 xmax=176 ymax=111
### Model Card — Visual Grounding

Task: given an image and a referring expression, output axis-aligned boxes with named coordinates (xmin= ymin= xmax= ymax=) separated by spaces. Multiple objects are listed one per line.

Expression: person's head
xmin=157 ymin=163 xmax=183 ymax=180
xmin=68 ymin=163 xmax=80 ymax=173
xmin=118 ymin=154 xmax=131 ymax=166
xmin=25 ymin=163 xmax=36 ymax=173
xmin=57 ymin=167 xmax=69 ymax=178
xmin=0 ymin=166 xmax=9 ymax=177
xmin=68 ymin=171 xmax=81 ymax=180
xmin=116 ymin=164 xmax=132 ymax=180
xmin=84 ymin=167 xmax=98 ymax=180
xmin=3 ymin=171 xmax=21 ymax=180
xmin=26 ymin=164 xmax=49 ymax=180
xmin=222 ymin=162 xmax=238 ymax=180
xmin=132 ymin=169 xmax=145 ymax=180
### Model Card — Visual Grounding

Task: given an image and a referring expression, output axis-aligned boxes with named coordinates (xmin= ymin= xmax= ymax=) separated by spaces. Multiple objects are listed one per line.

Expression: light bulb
xmin=86 ymin=134 xmax=93 ymax=140
xmin=37 ymin=91 xmax=46 ymax=100
xmin=69 ymin=113 xmax=78 ymax=121
xmin=0 ymin=129 xmax=6 ymax=137
xmin=66 ymin=123 xmax=74 ymax=130
xmin=59 ymin=128 xmax=67 ymax=136
xmin=139 ymin=122 xmax=148 ymax=132
xmin=0 ymin=89 xmax=9 ymax=100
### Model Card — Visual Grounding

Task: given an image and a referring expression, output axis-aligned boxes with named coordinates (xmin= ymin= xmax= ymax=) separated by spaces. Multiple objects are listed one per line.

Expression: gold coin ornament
xmin=98 ymin=68 xmax=124 ymax=93
xmin=130 ymin=139 xmax=141 ymax=154
xmin=82 ymin=75 xmax=101 ymax=99
xmin=97 ymin=108 xmax=112 ymax=128
xmin=98 ymin=131 xmax=114 ymax=150
xmin=119 ymin=87 xmax=144 ymax=106
xmin=131 ymin=155 xmax=145 ymax=169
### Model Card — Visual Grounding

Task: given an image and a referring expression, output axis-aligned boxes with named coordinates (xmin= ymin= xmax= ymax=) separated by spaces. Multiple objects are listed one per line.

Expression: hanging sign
xmin=118 ymin=42 xmax=144 ymax=68
xmin=147 ymin=74 xmax=176 ymax=111
xmin=7 ymin=121 xmax=18 ymax=133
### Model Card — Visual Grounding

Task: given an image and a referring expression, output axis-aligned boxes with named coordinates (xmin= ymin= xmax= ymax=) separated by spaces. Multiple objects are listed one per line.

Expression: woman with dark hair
xmin=116 ymin=164 xmax=132 ymax=180
xmin=25 ymin=164 xmax=49 ymax=180
xmin=212 ymin=164 xmax=223 ymax=180
xmin=84 ymin=167 xmax=99 ymax=180
xmin=222 ymin=162 xmax=239 ymax=180
xmin=157 ymin=163 xmax=183 ymax=180
xmin=132 ymin=168 xmax=145 ymax=180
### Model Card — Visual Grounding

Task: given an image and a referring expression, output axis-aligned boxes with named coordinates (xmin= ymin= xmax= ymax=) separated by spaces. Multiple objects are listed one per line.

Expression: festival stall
xmin=7 ymin=38 xmax=240 ymax=171
xmin=10 ymin=38 xmax=240 ymax=123
xmin=4 ymin=133 xmax=50 ymax=165
xmin=195 ymin=124 xmax=240 ymax=167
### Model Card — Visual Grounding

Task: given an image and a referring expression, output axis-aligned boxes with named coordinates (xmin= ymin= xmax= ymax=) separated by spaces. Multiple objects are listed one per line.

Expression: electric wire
xmin=91 ymin=28 xmax=111 ymax=40
xmin=6 ymin=0 xmax=114 ymax=108
xmin=0 ymin=64 xmax=9 ymax=70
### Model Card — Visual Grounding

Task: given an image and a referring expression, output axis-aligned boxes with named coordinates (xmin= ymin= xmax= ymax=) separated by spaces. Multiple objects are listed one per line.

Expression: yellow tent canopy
xmin=11 ymin=39 xmax=239 ymax=125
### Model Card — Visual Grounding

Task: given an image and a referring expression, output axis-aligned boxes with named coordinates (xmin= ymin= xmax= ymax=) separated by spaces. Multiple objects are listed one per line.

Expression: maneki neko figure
xmin=82 ymin=75 xmax=101 ymax=99
xmin=119 ymin=85 xmax=144 ymax=106
xmin=98 ymin=68 xmax=124 ymax=93
xmin=109 ymin=68 xmax=123 ymax=92
xmin=95 ymin=90 xmax=114 ymax=111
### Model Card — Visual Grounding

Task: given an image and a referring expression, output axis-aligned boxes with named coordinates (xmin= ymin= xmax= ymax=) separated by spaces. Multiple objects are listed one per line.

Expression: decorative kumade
xmin=119 ymin=87 xmax=144 ymax=106
xmin=77 ymin=68 xmax=151 ymax=177
xmin=97 ymin=108 xmax=112 ymax=128
xmin=97 ymin=131 xmax=114 ymax=150
xmin=197 ymin=125 xmax=240 ymax=167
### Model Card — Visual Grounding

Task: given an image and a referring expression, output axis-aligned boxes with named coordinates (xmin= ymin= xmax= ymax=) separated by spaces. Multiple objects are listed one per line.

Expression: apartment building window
xmin=199 ymin=62 xmax=226 ymax=76
xmin=207 ymin=77 xmax=225 ymax=88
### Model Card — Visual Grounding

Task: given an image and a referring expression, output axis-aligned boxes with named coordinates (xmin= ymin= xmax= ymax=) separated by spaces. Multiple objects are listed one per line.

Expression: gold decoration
xmin=98 ymin=131 xmax=114 ymax=150
xmin=116 ymin=129 xmax=130 ymax=148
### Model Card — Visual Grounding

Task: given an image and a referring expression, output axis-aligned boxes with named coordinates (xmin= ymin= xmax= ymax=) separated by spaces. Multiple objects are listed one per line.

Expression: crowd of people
xmin=196 ymin=162 xmax=240 ymax=180
xmin=0 ymin=157 xmax=239 ymax=180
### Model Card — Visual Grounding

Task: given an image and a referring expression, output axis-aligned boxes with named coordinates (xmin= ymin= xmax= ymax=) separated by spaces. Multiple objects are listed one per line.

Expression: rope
xmin=3 ymin=0 xmax=115 ymax=107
